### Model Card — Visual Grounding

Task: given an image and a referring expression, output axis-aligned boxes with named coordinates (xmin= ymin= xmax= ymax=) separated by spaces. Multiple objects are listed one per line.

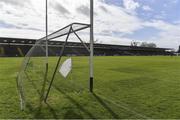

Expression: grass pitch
xmin=0 ymin=56 xmax=180 ymax=119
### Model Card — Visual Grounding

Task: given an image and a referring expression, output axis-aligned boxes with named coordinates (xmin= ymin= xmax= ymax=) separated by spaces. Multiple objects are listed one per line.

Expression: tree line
xmin=131 ymin=41 xmax=157 ymax=48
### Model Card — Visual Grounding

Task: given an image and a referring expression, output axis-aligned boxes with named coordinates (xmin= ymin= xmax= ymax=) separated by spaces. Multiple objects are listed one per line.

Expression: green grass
xmin=1 ymin=56 xmax=180 ymax=119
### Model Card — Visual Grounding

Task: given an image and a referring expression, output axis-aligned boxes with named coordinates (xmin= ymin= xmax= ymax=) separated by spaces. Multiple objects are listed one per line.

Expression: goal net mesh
xmin=17 ymin=23 xmax=90 ymax=109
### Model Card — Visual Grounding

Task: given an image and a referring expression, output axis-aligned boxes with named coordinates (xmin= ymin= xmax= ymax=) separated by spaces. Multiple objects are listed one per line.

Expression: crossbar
xmin=39 ymin=23 xmax=90 ymax=41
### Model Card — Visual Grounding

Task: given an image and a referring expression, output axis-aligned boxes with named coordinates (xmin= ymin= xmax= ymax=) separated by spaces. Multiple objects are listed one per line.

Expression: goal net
xmin=17 ymin=23 xmax=90 ymax=110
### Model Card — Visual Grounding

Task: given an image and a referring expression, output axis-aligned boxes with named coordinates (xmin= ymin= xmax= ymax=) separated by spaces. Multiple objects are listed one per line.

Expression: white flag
xmin=59 ymin=58 xmax=72 ymax=78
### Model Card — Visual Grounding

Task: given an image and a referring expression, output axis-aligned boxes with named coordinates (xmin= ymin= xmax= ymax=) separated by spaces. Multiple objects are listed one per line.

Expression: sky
xmin=0 ymin=0 xmax=180 ymax=49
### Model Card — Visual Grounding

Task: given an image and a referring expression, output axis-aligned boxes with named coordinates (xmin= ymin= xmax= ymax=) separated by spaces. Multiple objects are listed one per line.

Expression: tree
xmin=148 ymin=43 xmax=157 ymax=48
xmin=140 ymin=42 xmax=157 ymax=48
xmin=131 ymin=41 xmax=139 ymax=46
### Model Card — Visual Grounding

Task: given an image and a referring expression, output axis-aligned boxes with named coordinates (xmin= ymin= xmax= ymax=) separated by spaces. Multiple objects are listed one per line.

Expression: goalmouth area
xmin=0 ymin=56 xmax=180 ymax=119
xmin=0 ymin=0 xmax=180 ymax=119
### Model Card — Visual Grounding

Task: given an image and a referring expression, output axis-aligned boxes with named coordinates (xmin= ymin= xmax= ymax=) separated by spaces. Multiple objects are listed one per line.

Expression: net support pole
xmin=89 ymin=0 xmax=94 ymax=92
xmin=44 ymin=26 xmax=72 ymax=102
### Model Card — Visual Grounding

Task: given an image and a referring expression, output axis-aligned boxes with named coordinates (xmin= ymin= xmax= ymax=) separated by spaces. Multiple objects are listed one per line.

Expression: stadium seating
xmin=0 ymin=37 xmax=173 ymax=57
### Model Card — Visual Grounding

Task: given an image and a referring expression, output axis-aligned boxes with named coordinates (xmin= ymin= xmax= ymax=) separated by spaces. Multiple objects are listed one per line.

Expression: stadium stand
xmin=0 ymin=37 xmax=173 ymax=57
xmin=178 ymin=46 xmax=180 ymax=53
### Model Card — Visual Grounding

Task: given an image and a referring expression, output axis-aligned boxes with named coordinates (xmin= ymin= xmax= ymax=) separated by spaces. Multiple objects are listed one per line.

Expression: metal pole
xmin=72 ymin=29 xmax=90 ymax=53
xmin=46 ymin=0 xmax=48 ymax=64
xmin=44 ymin=27 xmax=72 ymax=102
xmin=90 ymin=0 xmax=94 ymax=92
xmin=41 ymin=0 xmax=48 ymax=102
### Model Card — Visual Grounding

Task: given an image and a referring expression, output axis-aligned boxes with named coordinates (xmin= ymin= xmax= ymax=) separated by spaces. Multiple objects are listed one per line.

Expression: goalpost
xmin=90 ymin=0 xmax=94 ymax=93
xmin=16 ymin=0 xmax=94 ymax=110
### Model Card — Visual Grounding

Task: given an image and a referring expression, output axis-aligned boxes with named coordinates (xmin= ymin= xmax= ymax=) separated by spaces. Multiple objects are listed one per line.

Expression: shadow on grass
xmin=24 ymin=77 xmax=58 ymax=118
xmin=25 ymin=85 xmax=118 ymax=119
xmin=26 ymin=102 xmax=43 ymax=119
xmin=92 ymin=93 xmax=119 ymax=119
xmin=64 ymin=109 xmax=83 ymax=119
xmin=24 ymin=75 xmax=117 ymax=119
xmin=26 ymin=99 xmax=58 ymax=119
xmin=52 ymin=84 xmax=95 ymax=119
xmin=45 ymin=102 xmax=58 ymax=119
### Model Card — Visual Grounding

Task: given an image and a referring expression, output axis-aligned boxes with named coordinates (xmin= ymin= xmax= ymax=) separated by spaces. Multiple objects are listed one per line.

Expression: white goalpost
xmin=16 ymin=0 xmax=94 ymax=110
xmin=90 ymin=0 xmax=94 ymax=93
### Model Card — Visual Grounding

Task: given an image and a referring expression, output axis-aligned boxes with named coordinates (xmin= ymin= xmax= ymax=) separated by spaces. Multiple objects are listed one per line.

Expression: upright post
xmin=46 ymin=0 xmax=48 ymax=62
xmin=45 ymin=0 xmax=48 ymax=77
xmin=90 ymin=0 xmax=94 ymax=92
xmin=41 ymin=0 xmax=48 ymax=101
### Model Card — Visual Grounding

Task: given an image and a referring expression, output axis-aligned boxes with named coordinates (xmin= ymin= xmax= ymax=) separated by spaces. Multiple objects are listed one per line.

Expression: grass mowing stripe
xmin=1 ymin=56 xmax=180 ymax=118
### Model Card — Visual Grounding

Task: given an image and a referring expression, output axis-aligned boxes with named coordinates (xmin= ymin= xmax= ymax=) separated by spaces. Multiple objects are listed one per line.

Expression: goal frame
xmin=17 ymin=0 xmax=94 ymax=110
xmin=43 ymin=23 xmax=91 ymax=102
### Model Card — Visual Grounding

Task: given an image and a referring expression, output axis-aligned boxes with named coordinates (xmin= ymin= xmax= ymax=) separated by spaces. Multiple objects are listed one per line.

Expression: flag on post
xmin=59 ymin=58 xmax=72 ymax=78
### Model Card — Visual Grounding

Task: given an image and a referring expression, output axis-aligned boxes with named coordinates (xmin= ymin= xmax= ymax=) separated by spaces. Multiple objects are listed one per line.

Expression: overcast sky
xmin=0 ymin=0 xmax=180 ymax=49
